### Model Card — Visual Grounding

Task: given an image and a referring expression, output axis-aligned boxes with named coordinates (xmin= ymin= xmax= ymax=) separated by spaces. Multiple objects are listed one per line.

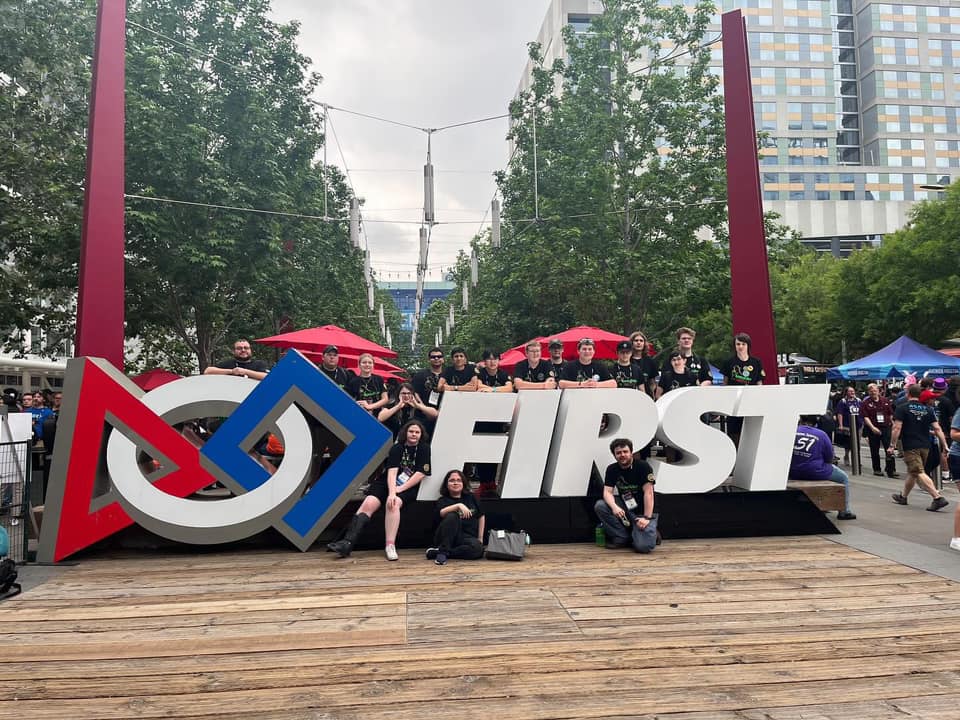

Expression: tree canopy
xmin=1 ymin=0 xmax=380 ymax=372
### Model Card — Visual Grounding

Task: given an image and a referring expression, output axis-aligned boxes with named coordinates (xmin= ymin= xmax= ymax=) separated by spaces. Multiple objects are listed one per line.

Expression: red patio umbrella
xmin=130 ymin=368 xmax=184 ymax=391
xmin=541 ymin=325 xmax=628 ymax=361
xmin=498 ymin=347 xmax=527 ymax=373
xmin=257 ymin=325 xmax=397 ymax=359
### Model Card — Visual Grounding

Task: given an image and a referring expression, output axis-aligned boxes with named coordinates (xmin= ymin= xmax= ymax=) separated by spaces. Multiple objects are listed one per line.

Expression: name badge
xmin=397 ymin=471 xmax=411 ymax=487
xmin=429 ymin=391 xmax=440 ymax=406
xmin=876 ymin=413 xmax=885 ymax=423
xmin=622 ymin=491 xmax=638 ymax=510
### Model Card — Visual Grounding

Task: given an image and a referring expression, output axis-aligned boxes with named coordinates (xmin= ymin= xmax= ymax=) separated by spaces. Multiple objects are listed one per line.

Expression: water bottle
xmin=595 ymin=524 xmax=605 ymax=547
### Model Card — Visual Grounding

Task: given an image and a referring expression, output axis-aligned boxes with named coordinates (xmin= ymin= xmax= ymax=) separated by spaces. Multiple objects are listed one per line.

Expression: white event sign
xmin=422 ymin=385 xmax=829 ymax=500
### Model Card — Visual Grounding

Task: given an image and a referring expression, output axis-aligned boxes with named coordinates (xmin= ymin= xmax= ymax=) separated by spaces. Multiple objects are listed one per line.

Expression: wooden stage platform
xmin=2 ymin=536 xmax=960 ymax=719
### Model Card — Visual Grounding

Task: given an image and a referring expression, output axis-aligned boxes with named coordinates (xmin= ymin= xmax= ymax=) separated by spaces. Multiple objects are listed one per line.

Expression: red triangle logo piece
xmin=49 ymin=359 xmax=217 ymax=561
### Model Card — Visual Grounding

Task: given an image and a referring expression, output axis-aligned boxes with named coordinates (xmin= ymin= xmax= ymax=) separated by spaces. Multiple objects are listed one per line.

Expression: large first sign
xmin=39 ymin=355 xmax=828 ymax=562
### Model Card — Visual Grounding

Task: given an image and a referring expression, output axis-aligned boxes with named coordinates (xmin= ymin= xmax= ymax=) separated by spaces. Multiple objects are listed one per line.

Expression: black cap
xmin=616 ymin=340 xmax=632 ymax=352
xmin=548 ymin=338 xmax=563 ymax=349
xmin=322 ymin=345 xmax=338 ymax=355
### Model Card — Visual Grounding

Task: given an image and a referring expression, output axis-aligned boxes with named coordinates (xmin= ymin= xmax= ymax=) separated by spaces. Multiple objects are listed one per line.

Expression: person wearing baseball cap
xmin=547 ymin=338 xmax=566 ymax=383
xmin=318 ymin=344 xmax=352 ymax=389
xmin=890 ymin=384 xmax=950 ymax=511
xmin=612 ymin=340 xmax=645 ymax=390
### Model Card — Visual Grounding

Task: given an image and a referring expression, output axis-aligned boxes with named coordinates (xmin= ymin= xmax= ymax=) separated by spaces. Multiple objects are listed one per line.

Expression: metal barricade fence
xmin=0 ymin=440 xmax=31 ymax=563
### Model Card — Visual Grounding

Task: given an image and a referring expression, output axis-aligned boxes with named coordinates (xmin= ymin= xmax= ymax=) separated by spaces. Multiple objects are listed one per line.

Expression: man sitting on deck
xmin=789 ymin=416 xmax=856 ymax=520
xmin=595 ymin=438 xmax=658 ymax=552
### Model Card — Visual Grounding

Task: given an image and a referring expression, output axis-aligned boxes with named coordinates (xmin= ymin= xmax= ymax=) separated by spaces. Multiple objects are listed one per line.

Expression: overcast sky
xmin=269 ymin=1 xmax=552 ymax=283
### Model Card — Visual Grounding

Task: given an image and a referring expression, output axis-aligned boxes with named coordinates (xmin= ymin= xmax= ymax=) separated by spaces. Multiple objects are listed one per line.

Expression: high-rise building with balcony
xmin=515 ymin=0 xmax=957 ymax=256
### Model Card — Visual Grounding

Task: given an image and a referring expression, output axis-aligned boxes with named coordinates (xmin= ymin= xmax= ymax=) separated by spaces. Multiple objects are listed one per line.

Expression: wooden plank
xmin=787 ymin=479 xmax=846 ymax=512
xmin=3 ymin=538 xmax=960 ymax=720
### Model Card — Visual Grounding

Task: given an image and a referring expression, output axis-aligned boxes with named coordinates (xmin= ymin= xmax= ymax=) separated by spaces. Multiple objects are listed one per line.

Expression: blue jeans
xmin=827 ymin=465 xmax=853 ymax=513
xmin=594 ymin=499 xmax=656 ymax=552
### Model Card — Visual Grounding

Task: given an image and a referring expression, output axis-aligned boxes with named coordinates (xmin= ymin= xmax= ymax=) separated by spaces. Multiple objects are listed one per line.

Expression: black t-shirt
xmin=560 ymin=361 xmax=612 ymax=383
xmin=938 ymin=394 xmax=958 ymax=437
xmin=894 ymin=400 xmax=938 ymax=450
xmin=347 ymin=374 xmax=385 ymax=408
xmin=381 ymin=403 xmax=433 ymax=441
xmin=658 ymin=370 xmax=697 ymax=394
xmin=612 ymin=362 xmax=645 ymax=390
xmin=720 ymin=356 xmax=764 ymax=386
xmin=442 ymin=364 xmax=476 ymax=388
xmin=216 ymin=358 xmax=269 ymax=373
xmin=662 ymin=352 xmax=711 ymax=383
xmin=476 ymin=367 xmax=511 ymax=389
xmin=437 ymin=493 xmax=484 ymax=538
xmin=631 ymin=356 xmax=660 ymax=394
xmin=411 ymin=369 xmax=444 ymax=408
xmin=513 ymin=359 xmax=554 ymax=385
xmin=603 ymin=460 xmax=656 ymax=511
xmin=551 ymin=362 xmax=566 ymax=383
xmin=385 ymin=441 xmax=431 ymax=486
xmin=320 ymin=365 xmax=353 ymax=389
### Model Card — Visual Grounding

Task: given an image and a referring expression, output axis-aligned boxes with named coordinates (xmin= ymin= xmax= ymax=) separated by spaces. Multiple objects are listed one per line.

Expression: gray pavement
xmin=826 ymin=464 xmax=960 ymax=581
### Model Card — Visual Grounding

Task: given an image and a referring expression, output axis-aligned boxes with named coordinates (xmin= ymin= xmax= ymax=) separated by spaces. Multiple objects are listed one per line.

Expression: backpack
xmin=0 ymin=558 xmax=21 ymax=599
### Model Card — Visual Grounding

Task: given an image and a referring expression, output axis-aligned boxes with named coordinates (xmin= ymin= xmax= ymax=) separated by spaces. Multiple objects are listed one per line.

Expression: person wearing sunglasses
xmin=412 ymin=347 xmax=446 ymax=414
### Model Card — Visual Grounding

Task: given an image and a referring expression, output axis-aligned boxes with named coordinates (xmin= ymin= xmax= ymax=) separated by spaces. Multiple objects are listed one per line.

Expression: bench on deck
xmin=786 ymin=479 xmax=846 ymax=513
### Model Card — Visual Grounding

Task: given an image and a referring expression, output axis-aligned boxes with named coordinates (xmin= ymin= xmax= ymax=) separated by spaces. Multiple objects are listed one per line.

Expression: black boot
xmin=327 ymin=513 xmax=369 ymax=558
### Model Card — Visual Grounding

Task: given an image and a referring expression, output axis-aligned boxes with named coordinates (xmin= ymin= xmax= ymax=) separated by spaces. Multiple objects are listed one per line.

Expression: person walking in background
xmin=890 ymin=384 xmax=950 ymax=512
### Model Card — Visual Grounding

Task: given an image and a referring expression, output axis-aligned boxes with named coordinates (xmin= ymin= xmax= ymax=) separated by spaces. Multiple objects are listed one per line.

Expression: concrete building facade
xmin=516 ymin=0 xmax=957 ymax=256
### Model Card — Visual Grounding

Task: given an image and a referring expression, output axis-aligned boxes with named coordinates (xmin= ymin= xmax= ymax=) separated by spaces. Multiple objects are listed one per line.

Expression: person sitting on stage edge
xmin=789 ymin=416 xmax=856 ymax=520
xmin=426 ymin=469 xmax=485 ymax=566
xmin=327 ymin=419 xmax=431 ymax=561
xmin=595 ymin=438 xmax=658 ymax=552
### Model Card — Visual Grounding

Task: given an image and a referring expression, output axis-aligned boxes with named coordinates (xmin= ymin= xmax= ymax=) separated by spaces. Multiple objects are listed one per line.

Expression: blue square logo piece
xmin=201 ymin=351 xmax=392 ymax=551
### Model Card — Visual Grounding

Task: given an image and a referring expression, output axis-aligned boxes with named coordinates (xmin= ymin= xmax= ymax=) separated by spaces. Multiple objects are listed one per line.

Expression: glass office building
xmin=516 ymin=0 xmax=957 ymax=256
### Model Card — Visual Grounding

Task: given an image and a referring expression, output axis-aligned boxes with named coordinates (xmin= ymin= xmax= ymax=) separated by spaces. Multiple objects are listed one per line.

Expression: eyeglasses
xmin=428 ymin=355 xmax=443 ymax=360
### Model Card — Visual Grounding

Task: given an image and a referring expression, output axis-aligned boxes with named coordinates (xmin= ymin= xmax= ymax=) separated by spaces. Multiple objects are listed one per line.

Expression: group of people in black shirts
xmin=209 ymin=328 xmax=766 ymax=562
xmin=313 ymin=327 xmax=767 ymax=562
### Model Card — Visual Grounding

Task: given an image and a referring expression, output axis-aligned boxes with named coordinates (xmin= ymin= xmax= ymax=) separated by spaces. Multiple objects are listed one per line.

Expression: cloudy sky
xmin=269 ymin=1 xmax=552 ymax=283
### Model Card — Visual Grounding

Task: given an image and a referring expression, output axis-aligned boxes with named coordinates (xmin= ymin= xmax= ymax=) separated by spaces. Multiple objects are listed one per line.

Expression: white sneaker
xmin=949 ymin=538 xmax=960 ymax=552
xmin=385 ymin=544 xmax=399 ymax=561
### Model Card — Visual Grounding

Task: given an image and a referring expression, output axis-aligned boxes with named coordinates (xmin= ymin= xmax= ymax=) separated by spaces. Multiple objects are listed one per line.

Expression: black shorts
xmin=366 ymin=477 xmax=419 ymax=507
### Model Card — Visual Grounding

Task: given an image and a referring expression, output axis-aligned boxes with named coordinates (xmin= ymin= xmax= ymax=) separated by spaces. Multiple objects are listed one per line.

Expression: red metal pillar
xmin=722 ymin=10 xmax=779 ymax=385
xmin=75 ymin=0 xmax=126 ymax=369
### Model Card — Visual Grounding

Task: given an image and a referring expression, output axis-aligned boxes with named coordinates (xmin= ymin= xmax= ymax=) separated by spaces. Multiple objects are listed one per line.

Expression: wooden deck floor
xmin=2 ymin=537 xmax=960 ymax=719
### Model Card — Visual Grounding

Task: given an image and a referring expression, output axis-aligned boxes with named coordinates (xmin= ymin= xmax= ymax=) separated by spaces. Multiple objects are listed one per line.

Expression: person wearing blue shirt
xmin=28 ymin=392 xmax=53 ymax=444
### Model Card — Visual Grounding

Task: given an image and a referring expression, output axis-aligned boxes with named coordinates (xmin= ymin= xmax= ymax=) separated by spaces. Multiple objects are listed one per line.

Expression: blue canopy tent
xmin=827 ymin=335 xmax=960 ymax=380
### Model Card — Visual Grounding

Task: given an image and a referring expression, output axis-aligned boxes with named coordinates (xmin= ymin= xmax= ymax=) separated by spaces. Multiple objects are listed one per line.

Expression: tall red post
xmin=75 ymin=0 xmax=126 ymax=369
xmin=722 ymin=10 xmax=779 ymax=384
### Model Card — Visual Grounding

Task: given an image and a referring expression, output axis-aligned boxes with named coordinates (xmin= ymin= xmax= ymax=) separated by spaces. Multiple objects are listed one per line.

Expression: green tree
xmin=445 ymin=0 xmax=730 ymax=356
xmin=0 ymin=0 xmax=92 ymax=353
xmin=123 ymin=0 xmax=372 ymax=370
xmin=834 ymin=184 xmax=960 ymax=352
xmin=1 ymin=0 xmax=379 ymax=370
